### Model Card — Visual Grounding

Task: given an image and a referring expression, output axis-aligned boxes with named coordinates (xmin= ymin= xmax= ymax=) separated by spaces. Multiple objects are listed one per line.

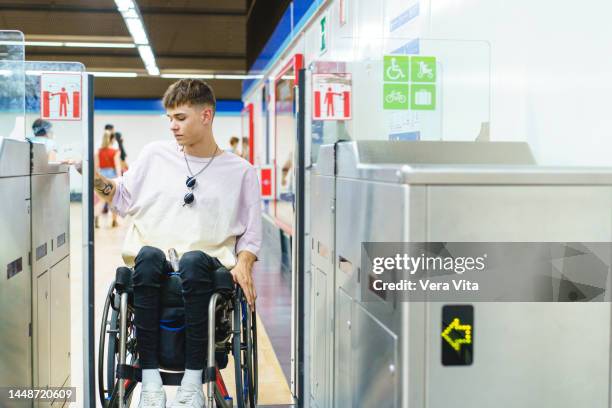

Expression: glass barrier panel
xmin=0 ymin=31 xmax=25 ymax=141
xmin=274 ymin=68 xmax=296 ymax=231
xmin=24 ymin=60 xmax=87 ymax=406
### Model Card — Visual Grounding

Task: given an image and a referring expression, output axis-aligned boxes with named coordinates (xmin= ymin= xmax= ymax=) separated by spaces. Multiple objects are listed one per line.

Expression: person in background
xmin=29 ymin=118 xmax=57 ymax=161
xmin=101 ymin=124 xmax=118 ymax=215
xmin=226 ymin=136 xmax=239 ymax=154
xmin=95 ymin=130 xmax=122 ymax=228
xmin=241 ymin=136 xmax=250 ymax=161
xmin=114 ymin=131 xmax=129 ymax=174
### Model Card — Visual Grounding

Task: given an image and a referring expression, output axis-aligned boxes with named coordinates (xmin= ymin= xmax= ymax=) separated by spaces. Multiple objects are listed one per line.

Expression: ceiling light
xmin=114 ymin=0 xmax=135 ymax=12
xmin=25 ymin=70 xmax=81 ymax=76
xmin=24 ymin=41 xmax=63 ymax=47
xmin=161 ymin=73 xmax=215 ymax=79
xmin=125 ymin=18 xmax=148 ymax=45
xmin=138 ymin=45 xmax=156 ymax=67
xmin=0 ymin=41 xmax=25 ymax=46
xmin=214 ymin=74 xmax=253 ymax=80
xmin=114 ymin=0 xmax=158 ymax=75
xmin=89 ymin=71 xmax=138 ymax=77
xmin=121 ymin=9 xmax=139 ymax=19
xmin=64 ymin=42 xmax=135 ymax=48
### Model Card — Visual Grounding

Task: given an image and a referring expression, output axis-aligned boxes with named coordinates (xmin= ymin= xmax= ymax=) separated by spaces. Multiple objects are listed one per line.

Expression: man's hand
xmin=61 ymin=159 xmax=82 ymax=173
xmin=231 ymin=251 xmax=257 ymax=307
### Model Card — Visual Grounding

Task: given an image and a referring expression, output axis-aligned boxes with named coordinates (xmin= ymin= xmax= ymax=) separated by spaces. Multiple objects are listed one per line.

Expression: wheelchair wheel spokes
xmin=99 ymin=281 xmax=138 ymax=408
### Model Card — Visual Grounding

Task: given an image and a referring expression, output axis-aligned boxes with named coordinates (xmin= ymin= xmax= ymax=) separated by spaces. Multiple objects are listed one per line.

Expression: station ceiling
xmin=0 ymin=0 xmax=284 ymax=100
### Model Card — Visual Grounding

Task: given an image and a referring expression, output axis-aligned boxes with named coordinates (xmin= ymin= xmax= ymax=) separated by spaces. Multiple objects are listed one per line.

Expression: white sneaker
xmin=170 ymin=384 xmax=206 ymax=408
xmin=137 ymin=389 xmax=167 ymax=408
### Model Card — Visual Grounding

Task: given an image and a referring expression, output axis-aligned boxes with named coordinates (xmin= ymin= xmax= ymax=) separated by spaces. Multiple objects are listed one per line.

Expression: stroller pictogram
xmin=416 ymin=61 xmax=434 ymax=80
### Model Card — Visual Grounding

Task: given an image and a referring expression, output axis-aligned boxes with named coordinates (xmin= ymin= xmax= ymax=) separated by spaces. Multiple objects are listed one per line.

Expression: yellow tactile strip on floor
xmin=219 ymin=312 xmax=294 ymax=405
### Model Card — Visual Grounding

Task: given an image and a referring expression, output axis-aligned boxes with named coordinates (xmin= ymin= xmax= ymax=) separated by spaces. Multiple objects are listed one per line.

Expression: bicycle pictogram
xmin=385 ymin=89 xmax=407 ymax=104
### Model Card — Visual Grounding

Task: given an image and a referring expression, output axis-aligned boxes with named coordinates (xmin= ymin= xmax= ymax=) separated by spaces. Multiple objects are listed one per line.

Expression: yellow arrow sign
xmin=441 ymin=318 xmax=472 ymax=352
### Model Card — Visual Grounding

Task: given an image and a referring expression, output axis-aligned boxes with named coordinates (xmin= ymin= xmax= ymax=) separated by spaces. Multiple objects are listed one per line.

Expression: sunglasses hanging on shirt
xmin=182 ymin=146 xmax=218 ymax=207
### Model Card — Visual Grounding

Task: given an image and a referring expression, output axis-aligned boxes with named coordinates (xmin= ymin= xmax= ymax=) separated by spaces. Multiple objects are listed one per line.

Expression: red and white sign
xmin=312 ymin=73 xmax=351 ymax=121
xmin=258 ymin=165 xmax=273 ymax=200
xmin=40 ymin=73 xmax=82 ymax=121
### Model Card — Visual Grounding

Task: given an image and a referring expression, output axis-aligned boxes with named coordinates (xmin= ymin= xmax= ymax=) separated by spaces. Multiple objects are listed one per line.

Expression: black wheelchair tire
xmin=248 ymin=307 xmax=258 ymax=405
xmin=99 ymin=281 xmax=137 ymax=408
xmin=98 ymin=281 xmax=116 ymax=407
xmin=232 ymin=290 xmax=257 ymax=408
xmin=243 ymin=304 xmax=256 ymax=406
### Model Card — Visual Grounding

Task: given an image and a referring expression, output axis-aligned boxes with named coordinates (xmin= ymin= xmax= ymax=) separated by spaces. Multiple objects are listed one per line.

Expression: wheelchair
xmin=98 ymin=250 xmax=258 ymax=408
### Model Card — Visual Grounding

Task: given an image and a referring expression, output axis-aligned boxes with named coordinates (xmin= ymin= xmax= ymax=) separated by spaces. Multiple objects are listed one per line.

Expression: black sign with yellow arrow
xmin=441 ymin=305 xmax=474 ymax=366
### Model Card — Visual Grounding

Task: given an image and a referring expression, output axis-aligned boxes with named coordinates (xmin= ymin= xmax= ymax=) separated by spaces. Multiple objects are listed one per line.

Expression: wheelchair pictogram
xmin=386 ymin=57 xmax=406 ymax=81
xmin=383 ymin=55 xmax=409 ymax=83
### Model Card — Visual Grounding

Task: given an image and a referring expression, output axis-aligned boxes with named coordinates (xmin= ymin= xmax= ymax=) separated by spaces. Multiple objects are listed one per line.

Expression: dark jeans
xmin=133 ymin=246 xmax=221 ymax=370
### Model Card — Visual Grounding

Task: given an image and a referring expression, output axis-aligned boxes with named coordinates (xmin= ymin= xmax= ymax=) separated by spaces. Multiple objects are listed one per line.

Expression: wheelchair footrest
xmin=116 ymin=364 xmax=214 ymax=385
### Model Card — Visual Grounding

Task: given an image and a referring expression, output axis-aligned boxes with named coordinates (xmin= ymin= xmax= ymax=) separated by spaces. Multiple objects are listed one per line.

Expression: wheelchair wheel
xmin=232 ymin=289 xmax=257 ymax=408
xmin=244 ymin=302 xmax=258 ymax=405
xmin=98 ymin=281 xmax=138 ymax=407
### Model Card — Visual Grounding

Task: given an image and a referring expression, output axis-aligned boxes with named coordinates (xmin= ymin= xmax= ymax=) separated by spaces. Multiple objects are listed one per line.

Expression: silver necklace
xmin=183 ymin=145 xmax=219 ymax=178
xmin=181 ymin=146 xmax=219 ymax=206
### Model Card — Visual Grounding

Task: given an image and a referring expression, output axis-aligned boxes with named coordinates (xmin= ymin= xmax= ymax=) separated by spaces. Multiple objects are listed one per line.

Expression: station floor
xmin=69 ymin=204 xmax=294 ymax=407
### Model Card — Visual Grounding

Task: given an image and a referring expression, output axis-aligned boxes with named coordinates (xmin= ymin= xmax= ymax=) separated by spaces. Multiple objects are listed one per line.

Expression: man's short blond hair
xmin=162 ymin=79 xmax=216 ymax=114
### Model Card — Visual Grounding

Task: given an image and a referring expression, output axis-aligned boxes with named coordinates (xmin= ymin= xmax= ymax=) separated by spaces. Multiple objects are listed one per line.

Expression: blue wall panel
xmin=94 ymin=98 xmax=243 ymax=115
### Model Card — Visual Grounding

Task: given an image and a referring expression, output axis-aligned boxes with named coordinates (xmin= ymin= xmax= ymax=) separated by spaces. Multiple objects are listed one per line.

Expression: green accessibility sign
xmin=383 ymin=55 xmax=437 ymax=110
xmin=384 ymin=55 xmax=410 ymax=82
xmin=384 ymin=83 xmax=409 ymax=109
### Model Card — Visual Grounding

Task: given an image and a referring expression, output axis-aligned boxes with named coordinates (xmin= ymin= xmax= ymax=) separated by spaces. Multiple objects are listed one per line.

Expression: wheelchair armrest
xmin=115 ymin=266 xmax=133 ymax=294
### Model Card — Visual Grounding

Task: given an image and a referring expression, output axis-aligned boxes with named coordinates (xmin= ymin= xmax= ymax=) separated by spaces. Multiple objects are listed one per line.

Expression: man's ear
xmin=200 ymin=105 xmax=214 ymax=125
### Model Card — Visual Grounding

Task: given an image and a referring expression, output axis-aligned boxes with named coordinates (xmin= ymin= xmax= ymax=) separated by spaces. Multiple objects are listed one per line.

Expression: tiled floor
xmin=69 ymin=205 xmax=295 ymax=406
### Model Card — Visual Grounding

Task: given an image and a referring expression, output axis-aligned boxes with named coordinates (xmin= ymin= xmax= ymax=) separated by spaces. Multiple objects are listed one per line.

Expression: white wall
xmin=244 ymin=0 xmax=612 ymax=166
xmin=93 ymin=113 xmax=242 ymax=163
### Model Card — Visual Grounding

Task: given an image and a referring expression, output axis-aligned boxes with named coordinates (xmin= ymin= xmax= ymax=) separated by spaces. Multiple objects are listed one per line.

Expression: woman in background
xmin=95 ymin=130 xmax=122 ymax=228
xmin=114 ymin=131 xmax=129 ymax=174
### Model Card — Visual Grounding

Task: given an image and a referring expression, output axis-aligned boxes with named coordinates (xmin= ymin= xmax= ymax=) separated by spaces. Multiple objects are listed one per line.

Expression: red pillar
xmin=42 ymin=91 xmax=51 ymax=117
xmin=72 ymin=91 xmax=80 ymax=118
xmin=343 ymin=91 xmax=350 ymax=118
xmin=314 ymin=91 xmax=321 ymax=118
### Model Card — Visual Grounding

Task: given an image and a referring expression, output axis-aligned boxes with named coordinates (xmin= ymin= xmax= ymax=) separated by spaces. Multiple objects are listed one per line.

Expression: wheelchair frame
xmin=98 ymin=266 xmax=258 ymax=408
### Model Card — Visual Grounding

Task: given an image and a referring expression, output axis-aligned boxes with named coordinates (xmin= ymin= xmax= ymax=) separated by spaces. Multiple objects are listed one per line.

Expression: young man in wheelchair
xmin=93 ymin=79 xmax=262 ymax=408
